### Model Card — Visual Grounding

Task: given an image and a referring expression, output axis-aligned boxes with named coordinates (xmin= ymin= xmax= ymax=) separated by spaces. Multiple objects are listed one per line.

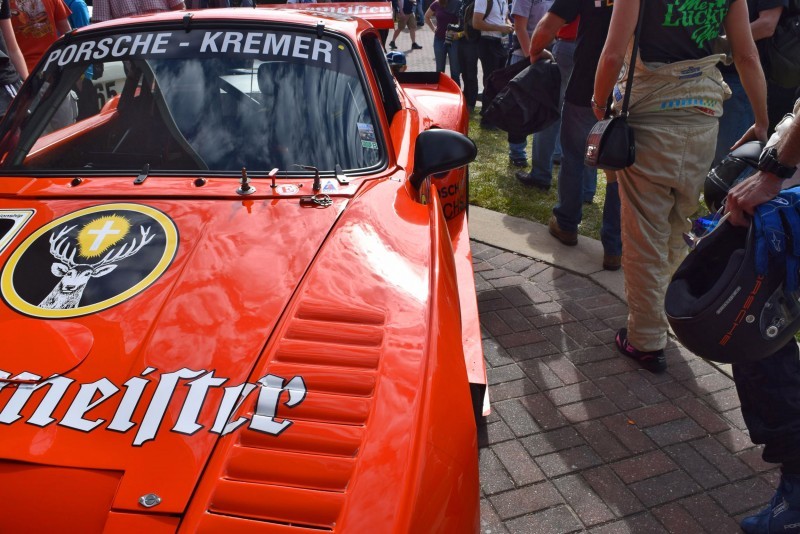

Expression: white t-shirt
xmin=474 ymin=0 xmax=508 ymax=39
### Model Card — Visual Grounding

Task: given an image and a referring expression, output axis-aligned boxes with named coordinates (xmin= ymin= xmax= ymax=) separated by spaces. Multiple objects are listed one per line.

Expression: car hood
xmin=0 ymin=192 xmax=351 ymax=525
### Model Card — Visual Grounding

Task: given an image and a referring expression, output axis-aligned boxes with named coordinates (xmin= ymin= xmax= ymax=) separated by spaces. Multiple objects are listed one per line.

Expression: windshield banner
xmin=282 ymin=2 xmax=395 ymax=29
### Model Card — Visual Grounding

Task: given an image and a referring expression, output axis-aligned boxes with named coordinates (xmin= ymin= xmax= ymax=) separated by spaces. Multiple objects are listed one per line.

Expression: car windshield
xmin=0 ymin=27 xmax=382 ymax=174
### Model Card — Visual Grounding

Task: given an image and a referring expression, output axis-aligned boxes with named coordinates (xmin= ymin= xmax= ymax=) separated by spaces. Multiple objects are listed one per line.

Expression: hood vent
xmin=200 ymin=298 xmax=386 ymax=531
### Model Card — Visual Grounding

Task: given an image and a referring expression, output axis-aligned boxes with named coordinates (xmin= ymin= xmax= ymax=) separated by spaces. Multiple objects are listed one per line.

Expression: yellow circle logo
xmin=1 ymin=203 xmax=178 ymax=318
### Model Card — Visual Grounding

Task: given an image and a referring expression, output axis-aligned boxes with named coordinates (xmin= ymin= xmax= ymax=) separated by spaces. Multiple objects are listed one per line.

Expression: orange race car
xmin=0 ymin=4 xmax=485 ymax=533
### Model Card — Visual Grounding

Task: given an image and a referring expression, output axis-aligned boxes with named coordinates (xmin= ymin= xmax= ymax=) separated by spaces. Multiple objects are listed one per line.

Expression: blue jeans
xmin=553 ymin=101 xmax=621 ymax=255
xmin=433 ymin=35 xmax=461 ymax=85
xmin=713 ymin=71 xmax=754 ymax=168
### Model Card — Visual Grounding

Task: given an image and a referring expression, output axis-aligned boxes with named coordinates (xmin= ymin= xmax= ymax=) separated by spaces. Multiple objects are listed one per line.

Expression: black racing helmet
xmin=665 ymin=220 xmax=800 ymax=363
xmin=704 ymin=140 xmax=764 ymax=212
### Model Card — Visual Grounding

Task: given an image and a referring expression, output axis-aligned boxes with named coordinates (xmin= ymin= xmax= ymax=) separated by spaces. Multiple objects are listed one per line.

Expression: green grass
xmin=467 ymin=115 xmax=607 ymax=241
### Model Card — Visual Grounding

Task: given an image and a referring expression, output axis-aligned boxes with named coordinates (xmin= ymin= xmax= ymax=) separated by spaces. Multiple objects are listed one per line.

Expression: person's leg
xmin=601 ymin=173 xmax=622 ymax=260
xmin=408 ymin=16 xmax=418 ymax=46
xmin=713 ymin=71 xmax=754 ymax=167
xmin=458 ymin=39 xmax=479 ymax=111
xmin=506 ymin=54 xmax=528 ymax=162
xmin=529 ymin=117 xmax=558 ymax=185
xmin=734 ymin=341 xmax=800 ymax=533
xmin=448 ymin=40 xmax=461 ymax=86
xmin=552 ymin=102 xmax=597 ymax=231
xmin=433 ymin=36 xmax=446 ymax=73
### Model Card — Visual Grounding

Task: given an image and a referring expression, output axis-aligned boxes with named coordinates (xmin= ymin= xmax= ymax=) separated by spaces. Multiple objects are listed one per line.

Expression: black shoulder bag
xmin=584 ymin=0 xmax=645 ymax=171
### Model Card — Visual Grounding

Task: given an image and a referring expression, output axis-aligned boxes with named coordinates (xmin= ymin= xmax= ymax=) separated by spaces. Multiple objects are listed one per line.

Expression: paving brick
xmin=508 ymin=341 xmax=560 ymax=362
xmin=489 ymin=482 xmax=564 ymax=520
xmin=737 ymin=447 xmax=774 ymax=473
xmin=480 ymin=499 xmax=510 ymax=534
xmin=644 ymin=418 xmax=707 ymax=448
xmin=481 ymin=312 xmax=515 ymax=337
xmin=629 ymin=470 xmax=701 ymax=507
xmin=489 ymin=378 xmax=540 ymax=402
xmin=617 ymin=371 xmax=668 ymax=405
xmin=655 ymin=380 xmax=692 ymax=400
xmin=518 ymin=301 xmax=563 ymax=317
xmin=563 ymin=346 xmax=618 ymax=366
xmin=494 ymin=399 xmax=543 ymax=437
xmin=560 ymin=397 xmax=620 ymax=423
xmin=493 ymin=440 xmax=546 ymax=486
xmin=722 ymin=406 xmax=747 ymax=431
xmin=478 ymin=297 xmax=515 ymax=313
xmin=532 ymin=266 xmax=569 ymax=285
xmin=574 ymin=421 xmax=629 ymax=462
xmin=503 ymin=256 xmax=536 ymax=274
xmin=487 ymin=252 xmax=521 ymax=268
xmin=536 ymin=445 xmax=603 ymax=477
xmin=521 ymin=427 xmax=585 ymax=457
xmin=601 ymin=315 xmax=628 ymax=330
xmin=505 ymin=506 xmax=583 ymax=534
xmin=498 ymin=286 xmax=535 ymax=306
xmin=704 ymin=387 xmax=742 ymax=413
xmin=673 ymin=396 xmax=732 ymax=435
xmin=651 ymin=502 xmax=706 ymax=534
xmin=483 ymin=337 xmax=516 ymax=368
xmin=496 ymin=329 xmax=548 ymax=349
xmin=518 ymin=281 xmax=554 ymax=304
xmin=716 ymin=427 xmax=756 ymax=454
xmin=488 ymin=364 xmax=527 ymax=386
xmin=554 ymin=474 xmax=616 ymax=527
xmin=588 ymin=513 xmax=668 ymax=534
xmin=594 ymin=376 xmax=644 ymax=411
xmin=579 ymin=357 xmax=635 ymax=379
xmin=578 ymin=317 xmax=609 ymax=333
xmin=490 ymin=275 xmax=530 ymax=289
xmin=519 ymin=358 xmax=565 ymax=391
xmin=664 ymin=442 xmax=727 ymax=490
xmin=626 ymin=403 xmax=685 ymax=428
xmin=583 ymin=465 xmax=645 ymax=517
xmin=710 ymin=478 xmax=775 ymax=515
xmin=474 ymin=277 xmax=493 ymax=291
xmin=611 ymin=451 xmax=679 ymax=484
xmin=682 ymin=371 xmax=735 ymax=396
xmin=478 ymin=289 xmax=506 ymax=302
xmin=589 ymin=303 xmax=629 ymax=321
xmin=530 ymin=311 xmax=577 ymax=329
xmin=601 ymin=415 xmax=657 ymax=455
xmin=473 ymin=260 xmax=496 ymax=273
xmin=538 ymin=325 xmax=583 ymax=353
xmin=494 ymin=308 xmax=534 ymax=333
xmin=479 ymin=448 xmax=515 ymax=495
xmin=561 ymin=321 xmax=605 ymax=348
xmin=520 ymin=393 xmax=569 ymax=430
xmin=679 ymin=494 xmax=742 ymax=533
xmin=480 ymin=419 xmax=516 ymax=447
xmin=543 ymin=354 xmax=587 ymax=385
xmin=593 ymin=328 xmax=617 ymax=344
xmin=482 ymin=268 xmax=519 ymax=281
xmin=519 ymin=261 xmax=550 ymax=279
xmin=560 ymin=299 xmax=595 ymax=321
xmin=545 ymin=382 xmax=602 ymax=407
xmin=473 ymin=246 xmax=504 ymax=260
xmin=691 ymin=436 xmax=752 ymax=482
xmin=575 ymin=293 xmax=621 ymax=310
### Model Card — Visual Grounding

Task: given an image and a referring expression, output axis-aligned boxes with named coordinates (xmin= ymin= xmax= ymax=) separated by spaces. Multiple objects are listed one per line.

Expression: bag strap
xmin=618 ymin=0 xmax=646 ymax=117
xmin=483 ymin=0 xmax=492 ymax=21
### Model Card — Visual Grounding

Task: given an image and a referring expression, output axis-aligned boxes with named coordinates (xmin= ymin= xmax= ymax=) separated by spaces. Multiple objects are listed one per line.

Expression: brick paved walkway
xmin=472 ymin=240 xmax=777 ymax=534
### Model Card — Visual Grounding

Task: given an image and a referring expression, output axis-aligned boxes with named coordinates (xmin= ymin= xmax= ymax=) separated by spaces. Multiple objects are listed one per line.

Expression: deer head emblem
xmin=39 ymin=224 xmax=154 ymax=310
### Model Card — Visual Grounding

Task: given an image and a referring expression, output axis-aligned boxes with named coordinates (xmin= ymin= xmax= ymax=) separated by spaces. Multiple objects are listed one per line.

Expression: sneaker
xmin=603 ymin=254 xmax=622 ymax=271
xmin=548 ymin=215 xmax=578 ymax=246
xmin=515 ymin=171 xmax=549 ymax=191
xmin=411 ymin=42 xmax=423 ymax=50
xmin=510 ymin=157 xmax=528 ymax=168
xmin=389 ymin=41 xmax=397 ymax=50
xmin=741 ymin=473 xmax=800 ymax=534
xmin=615 ymin=328 xmax=666 ymax=373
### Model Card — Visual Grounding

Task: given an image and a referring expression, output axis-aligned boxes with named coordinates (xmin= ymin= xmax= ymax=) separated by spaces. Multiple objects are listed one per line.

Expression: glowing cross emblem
xmin=87 ymin=220 xmax=121 ymax=251
xmin=78 ymin=215 xmax=131 ymax=258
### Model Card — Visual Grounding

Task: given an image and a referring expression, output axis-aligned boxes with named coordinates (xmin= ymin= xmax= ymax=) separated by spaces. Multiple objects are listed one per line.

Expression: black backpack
xmin=765 ymin=0 xmax=800 ymax=88
xmin=461 ymin=0 xmax=492 ymax=42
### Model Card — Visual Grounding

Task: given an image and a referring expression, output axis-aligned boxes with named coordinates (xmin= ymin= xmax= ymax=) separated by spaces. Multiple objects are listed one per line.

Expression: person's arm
xmin=513 ymin=15 xmax=530 ymax=56
xmin=425 ymin=4 xmax=436 ymax=32
xmin=528 ymin=11 xmax=565 ymax=62
xmin=592 ymin=0 xmax=639 ymax=119
xmin=726 ymin=110 xmax=800 ymax=226
xmin=56 ymin=17 xmax=72 ymax=36
xmin=0 ymin=19 xmax=27 ymax=80
xmin=169 ymin=1 xmax=187 ymax=9
xmin=750 ymin=5 xmax=782 ymax=41
xmin=726 ymin=0 xmax=770 ymax=143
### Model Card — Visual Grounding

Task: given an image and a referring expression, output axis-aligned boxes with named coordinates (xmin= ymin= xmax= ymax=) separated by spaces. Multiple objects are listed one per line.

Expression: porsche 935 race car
xmin=0 ymin=4 xmax=484 ymax=533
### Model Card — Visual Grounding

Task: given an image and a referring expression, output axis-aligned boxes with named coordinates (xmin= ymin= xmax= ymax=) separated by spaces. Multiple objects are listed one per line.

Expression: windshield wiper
xmin=334 ymin=164 xmax=350 ymax=186
xmin=134 ymin=163 xmax=150 ymax=185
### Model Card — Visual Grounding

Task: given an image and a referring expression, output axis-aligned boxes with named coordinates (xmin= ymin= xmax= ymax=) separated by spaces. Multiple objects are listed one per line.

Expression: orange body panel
xmin=0 ymin=5 xmax=484 ymax=532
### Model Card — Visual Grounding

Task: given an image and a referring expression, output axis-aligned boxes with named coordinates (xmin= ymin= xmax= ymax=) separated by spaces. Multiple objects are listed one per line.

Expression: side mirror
xmin=409 ymin=129 xmax=477 ymax=190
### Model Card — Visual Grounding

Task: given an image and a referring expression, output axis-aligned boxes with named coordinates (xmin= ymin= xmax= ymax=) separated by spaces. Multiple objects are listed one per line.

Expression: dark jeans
xmin=477 ymin=36 xmax=507 ymax=117
xmin=458 ymin=38 xmax=479 ymax=111
xmin=733 ymin=341 xmax=800 ymax=472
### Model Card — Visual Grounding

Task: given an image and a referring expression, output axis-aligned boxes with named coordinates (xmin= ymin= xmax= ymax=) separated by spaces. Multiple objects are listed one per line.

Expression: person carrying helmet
xmin=721 ymin=100 xmax=800 ymax=534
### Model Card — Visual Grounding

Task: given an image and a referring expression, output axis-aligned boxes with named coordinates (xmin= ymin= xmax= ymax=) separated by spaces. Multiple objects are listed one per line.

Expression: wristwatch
xmin=758 ymin=146 xmax=797 ymax=179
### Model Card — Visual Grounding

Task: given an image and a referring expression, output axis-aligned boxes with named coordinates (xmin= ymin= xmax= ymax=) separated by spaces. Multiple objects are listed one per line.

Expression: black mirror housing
xmin=409 ymin=129 xmax=477 ymax=189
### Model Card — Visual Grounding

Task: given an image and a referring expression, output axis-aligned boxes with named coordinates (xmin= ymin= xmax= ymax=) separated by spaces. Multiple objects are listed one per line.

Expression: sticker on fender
xmin=0 ymin=368 xmax=307 ymax=446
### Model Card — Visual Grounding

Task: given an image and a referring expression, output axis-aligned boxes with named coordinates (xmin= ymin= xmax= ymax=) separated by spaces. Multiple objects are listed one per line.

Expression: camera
xmin=445 ymin=23 xmax=465 ymax=46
